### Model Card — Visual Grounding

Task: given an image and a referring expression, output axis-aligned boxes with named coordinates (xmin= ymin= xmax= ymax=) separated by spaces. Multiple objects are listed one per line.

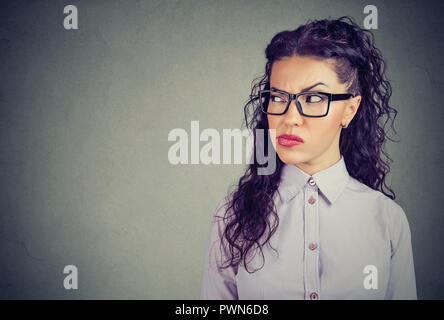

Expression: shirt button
xmin=308 ymin=196 xmax=316 ymax=204
xmin=310 ymin=292 xmax=319 ymax=300
xmin=308 ymin=178 xmax=316 ymax=186
xmin=309 ymin=242 xmax=318 ymax=251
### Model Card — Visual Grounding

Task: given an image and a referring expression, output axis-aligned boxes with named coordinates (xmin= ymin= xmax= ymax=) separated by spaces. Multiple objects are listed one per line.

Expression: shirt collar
xmin=278 ymin=155 xmax=350 ymax=205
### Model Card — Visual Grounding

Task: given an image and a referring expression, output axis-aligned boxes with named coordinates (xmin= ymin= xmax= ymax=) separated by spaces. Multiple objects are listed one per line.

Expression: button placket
xmin=303 ymin=178 xmax=320 ymax=300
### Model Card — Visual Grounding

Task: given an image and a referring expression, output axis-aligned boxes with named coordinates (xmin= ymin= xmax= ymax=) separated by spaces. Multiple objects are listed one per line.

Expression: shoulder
xmin=212 ymin=192 xmax=234 ymax=222
xmin=347 ymin=177 xmax=412 ymax=238
xmin=381 ymin=195 xmax=412 ymax=245
xmin=207 ymin=193 xmax=235 ymax=241
xmin=346 ymin=177 xmax=405 ymax=212
xmin=343 ymin=177 xmax=389 ymax=214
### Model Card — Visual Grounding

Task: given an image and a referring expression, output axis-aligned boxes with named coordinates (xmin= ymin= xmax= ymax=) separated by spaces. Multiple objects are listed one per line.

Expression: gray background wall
xmin=0 ymin=0 xmax=443 ymax=299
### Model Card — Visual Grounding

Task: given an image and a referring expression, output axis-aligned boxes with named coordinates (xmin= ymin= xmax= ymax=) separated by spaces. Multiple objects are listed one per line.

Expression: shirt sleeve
xmin=199 ymin=196 xmax=239 ymax=300
xmin=384 ymin=200 xmax=417 ymax=299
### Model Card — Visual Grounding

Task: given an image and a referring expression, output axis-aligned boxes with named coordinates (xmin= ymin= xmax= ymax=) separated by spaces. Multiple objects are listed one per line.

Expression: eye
xmin=271 ymin=94 xmax=287 ymax=103
xmin=306 ymin=94 xmax=324 ymax=103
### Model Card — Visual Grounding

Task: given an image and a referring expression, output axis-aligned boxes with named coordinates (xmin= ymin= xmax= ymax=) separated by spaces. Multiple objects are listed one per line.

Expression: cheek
xmin=267 ymin=115 xmax=277 ymax=130
xmin=267 ymin=115 xmax=284 ymax=130
xmin=309 ymin=113 xmax=341 ymax=139
xmin=267 ymin=115 xmax=281 ymax=150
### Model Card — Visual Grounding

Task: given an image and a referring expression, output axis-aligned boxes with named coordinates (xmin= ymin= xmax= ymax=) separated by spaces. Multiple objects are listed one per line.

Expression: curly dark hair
xmin=216 ymin=16 xmax=399 ymax=273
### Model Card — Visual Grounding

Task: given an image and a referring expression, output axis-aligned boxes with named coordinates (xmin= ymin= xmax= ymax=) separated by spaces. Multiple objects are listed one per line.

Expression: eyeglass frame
xmin=259 ymin=88 xmax=355 ymax=117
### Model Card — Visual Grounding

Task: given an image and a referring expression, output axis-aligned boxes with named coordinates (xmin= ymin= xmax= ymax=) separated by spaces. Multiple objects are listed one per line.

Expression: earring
xmin=341 ymin=122 xmax=349 ymax=128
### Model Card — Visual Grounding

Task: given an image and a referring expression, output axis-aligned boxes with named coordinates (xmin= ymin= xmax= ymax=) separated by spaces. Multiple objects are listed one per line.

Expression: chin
xmin=277 ymin=150 xmax=309 ymax=165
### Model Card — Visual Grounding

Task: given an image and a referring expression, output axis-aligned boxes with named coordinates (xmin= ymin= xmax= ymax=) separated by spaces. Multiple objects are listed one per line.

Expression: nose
xmin=283 ymin=99 xmax=304 ymax=126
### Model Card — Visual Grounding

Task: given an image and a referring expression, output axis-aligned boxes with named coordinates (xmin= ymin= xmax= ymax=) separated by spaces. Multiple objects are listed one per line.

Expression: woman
xmin=200 ymin=16 xmax=416 ymax=300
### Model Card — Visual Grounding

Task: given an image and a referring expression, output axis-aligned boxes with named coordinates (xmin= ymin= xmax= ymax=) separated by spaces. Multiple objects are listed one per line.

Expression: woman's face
xmin=267 ymin=55 xmax=361 ymax=175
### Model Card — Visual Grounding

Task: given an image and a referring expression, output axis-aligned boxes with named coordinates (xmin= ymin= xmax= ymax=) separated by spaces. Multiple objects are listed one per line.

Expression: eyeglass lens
xmin=260 ymin=90 xmax=329 ymax=116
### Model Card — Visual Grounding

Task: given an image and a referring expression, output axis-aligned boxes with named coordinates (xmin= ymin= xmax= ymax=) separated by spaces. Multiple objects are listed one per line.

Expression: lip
xmin=277 ymin=134 xmax=304 ymax=147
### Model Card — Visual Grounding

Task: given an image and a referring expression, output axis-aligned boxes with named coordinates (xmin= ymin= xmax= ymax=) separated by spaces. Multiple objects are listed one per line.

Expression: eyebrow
xmin=271 ymin=82 xmax=328 ymax=93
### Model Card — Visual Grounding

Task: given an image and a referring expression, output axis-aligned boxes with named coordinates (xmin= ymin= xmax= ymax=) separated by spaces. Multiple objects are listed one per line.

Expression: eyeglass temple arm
xmin=331 ymin=93 xmax=355 ymax=101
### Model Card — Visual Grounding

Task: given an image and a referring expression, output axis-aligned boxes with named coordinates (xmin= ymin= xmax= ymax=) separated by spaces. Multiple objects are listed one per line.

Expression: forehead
xmin=270 ymin=55 xmax=339 ymax=90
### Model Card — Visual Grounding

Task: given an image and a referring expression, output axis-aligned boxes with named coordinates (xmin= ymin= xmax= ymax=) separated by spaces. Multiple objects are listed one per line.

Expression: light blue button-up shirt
xmin=200 ymin=155 xmax=417 ymax=299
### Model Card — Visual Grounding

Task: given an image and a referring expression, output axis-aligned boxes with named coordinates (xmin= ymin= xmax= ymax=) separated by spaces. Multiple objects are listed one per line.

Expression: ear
xmin=343 ymin=95 xmax=361 ymax=124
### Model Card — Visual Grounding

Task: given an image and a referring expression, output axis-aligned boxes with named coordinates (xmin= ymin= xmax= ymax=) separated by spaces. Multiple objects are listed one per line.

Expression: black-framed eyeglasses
xmin=259 ymin=88 xmax=355 ymax=117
